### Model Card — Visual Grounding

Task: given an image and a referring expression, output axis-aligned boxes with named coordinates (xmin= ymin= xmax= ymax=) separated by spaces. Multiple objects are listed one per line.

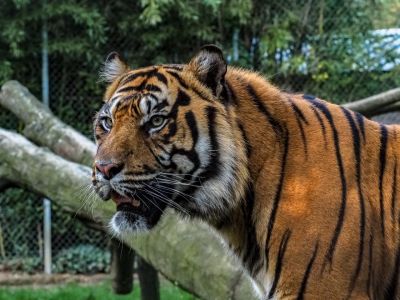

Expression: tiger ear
xmin=100 ymin=52 xmax=129 ymax=83
xmin=188 ymin=45 xmax=227 ymax=97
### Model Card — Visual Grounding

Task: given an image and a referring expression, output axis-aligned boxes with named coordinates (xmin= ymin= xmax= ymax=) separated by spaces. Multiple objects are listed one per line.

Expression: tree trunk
xmin=0 ymin=128 xmax=258 ymax=300
xmin=111 ymin=238 xmax=135 ymax=295
xmin=137 ymin=256 xmax=160 ymax=300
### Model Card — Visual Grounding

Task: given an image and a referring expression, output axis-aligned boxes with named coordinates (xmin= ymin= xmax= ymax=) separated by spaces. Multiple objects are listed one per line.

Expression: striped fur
xmin=92 ymin=46 xmax=400 ymax=299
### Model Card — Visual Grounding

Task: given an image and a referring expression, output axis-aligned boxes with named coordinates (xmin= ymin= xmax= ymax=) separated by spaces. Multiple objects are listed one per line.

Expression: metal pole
xmin=42 ymin=0 xmax=52 ymax=275
xmin=232 ymin=28 xmax=239 ymax=62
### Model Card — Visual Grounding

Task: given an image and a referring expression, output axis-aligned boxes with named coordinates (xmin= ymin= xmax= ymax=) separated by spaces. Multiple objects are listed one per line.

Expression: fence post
xmin=41 ymin=0 xmax=52 ymax=275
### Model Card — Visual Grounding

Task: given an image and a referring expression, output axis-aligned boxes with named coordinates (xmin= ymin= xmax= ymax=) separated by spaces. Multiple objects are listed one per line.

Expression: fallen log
xmin=342 ymin=87 xmax=400 ymax=116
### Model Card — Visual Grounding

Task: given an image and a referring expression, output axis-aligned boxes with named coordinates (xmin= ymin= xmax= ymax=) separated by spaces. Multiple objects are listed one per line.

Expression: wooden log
xmin=342 ymin=87 xmax=400 ymax=115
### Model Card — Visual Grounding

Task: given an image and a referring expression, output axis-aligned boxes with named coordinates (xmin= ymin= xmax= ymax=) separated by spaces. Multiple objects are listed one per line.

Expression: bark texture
xmin=342 ymin=87 xmax=400 ymax=115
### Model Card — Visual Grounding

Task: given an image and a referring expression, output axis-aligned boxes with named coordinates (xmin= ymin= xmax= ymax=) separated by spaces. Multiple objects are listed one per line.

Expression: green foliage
xmin=0 ymin=0 xmax=397 ymax=128
xmin=1 ymin=257 xmax=42 ymax=274
xmin=53 ymin=245 xmax=110 ymax=274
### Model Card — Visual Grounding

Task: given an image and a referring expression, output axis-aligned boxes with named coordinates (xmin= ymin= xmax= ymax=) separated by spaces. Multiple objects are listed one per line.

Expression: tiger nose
xmin=95 ymin=161 xmax=124 ymax=180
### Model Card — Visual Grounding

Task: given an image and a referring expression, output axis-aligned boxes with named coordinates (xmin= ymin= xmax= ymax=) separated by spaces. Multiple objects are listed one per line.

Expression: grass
xmin=0 ymin=280 xmax=198 ymax=300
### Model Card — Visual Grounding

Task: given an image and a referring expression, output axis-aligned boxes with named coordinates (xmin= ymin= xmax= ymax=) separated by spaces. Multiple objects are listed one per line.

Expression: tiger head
xmin=92 ymin=45 xmax=248 ymax=236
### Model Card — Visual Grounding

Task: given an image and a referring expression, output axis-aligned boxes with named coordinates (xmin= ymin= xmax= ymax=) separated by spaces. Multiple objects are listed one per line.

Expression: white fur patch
xmin=99 ymin=56 xmax=128 ymax=83
xmin=109 ymin=212 xmax=148 ymax=237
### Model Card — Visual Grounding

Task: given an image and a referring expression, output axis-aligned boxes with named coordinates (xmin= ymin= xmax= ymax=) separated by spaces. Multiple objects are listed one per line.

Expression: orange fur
xmin=92 ymin=46 xmax=400 ymax=299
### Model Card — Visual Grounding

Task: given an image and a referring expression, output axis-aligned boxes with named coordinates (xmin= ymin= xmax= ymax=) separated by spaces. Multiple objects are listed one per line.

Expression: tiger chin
xmin=92 ymin=45 xmax=400 ymax=299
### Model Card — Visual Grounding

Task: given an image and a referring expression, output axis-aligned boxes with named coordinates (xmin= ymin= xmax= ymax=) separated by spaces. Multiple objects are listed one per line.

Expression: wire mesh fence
xmin=0 ymin=189 xmax=109 ymax=274
xmin=0 ymin=1 xmax=399 ymax=274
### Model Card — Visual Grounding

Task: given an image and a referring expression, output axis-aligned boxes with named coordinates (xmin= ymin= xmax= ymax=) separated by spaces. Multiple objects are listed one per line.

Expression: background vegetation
xmin=1 ymin=0 xmax=399 ymax=134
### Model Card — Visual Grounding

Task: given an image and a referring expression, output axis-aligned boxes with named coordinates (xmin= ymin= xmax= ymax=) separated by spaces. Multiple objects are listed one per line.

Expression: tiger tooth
xmin=131 ymin=198 xmax=140 ymax=207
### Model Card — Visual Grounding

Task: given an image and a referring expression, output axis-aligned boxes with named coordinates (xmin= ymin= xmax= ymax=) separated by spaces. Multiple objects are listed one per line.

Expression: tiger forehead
xmin=104 ymin=65 xmax=184 ymax=101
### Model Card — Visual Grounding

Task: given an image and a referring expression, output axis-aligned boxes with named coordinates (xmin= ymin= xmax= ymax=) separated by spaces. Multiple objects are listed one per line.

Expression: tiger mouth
xmin=109 ymin=189 xmax=168 ymax=233
xmin=112 ymin=192 xmax=141 ymax=209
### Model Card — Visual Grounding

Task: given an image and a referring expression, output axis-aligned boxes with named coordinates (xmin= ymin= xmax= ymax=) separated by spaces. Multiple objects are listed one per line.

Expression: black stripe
xmin=161 ymin=89 xmax=190 ymax=143
xmin=132 ymin=103 xmax=140 ymax=115
xmin=303 ymin=94 xmax=316 ymax=100
xmin=152 ymin=99 xmax=168 ymax=112
xmin=146 ymin=99 xmax=151 ymax=114
xmin=379 ymin=124 xmax=388 ymax=236
xmin=288 ymin=98 xmax=308 ymax=156
xmin=153 ymin=72 xmax=168 ymax=85
xmin=391 ymin=161 xmax=398 ymax=222
xmin=205 ymin=65 xmax=221 ymax=96
xmin=166 ymin=70 xmax=189 ymax=89
xmin=242 ymin=185 xmax=262 ymax=275
xmin=185 ymin=111 xmax=199 ymax=148
xmin=342 ymin=108 xmax=365 ymax=298
xmin=133 ymin=81 xmax=148 ymax=91
xmin=238 ymin=123 xmax=252 ymax=158
xmin=143 ymin=84 xmax=162 ymax=93
xmin=117 ymin=86 xmax=138 ymax=94
xmin=162 ymin=121 xmax=177 ymax=142
xmin=247 ymin=84 xmax=282 ymax=133
xmin=367 ymin=234 xmax=373 ymax=299
xmin=385 ymin=232 xmax=400 ymax=299
xmin=308 ymin=99 xmax=347 ymax=269
xmin=175 ymin=89 xmax=191 ymax=106
xmin=225 ymin=81 xmax=238 ymax=105
xmin=289 ymin=97 xmax=309 ymax=124
xmin=166 ymin=70 xmax=212 ymax=102
xmin=220 ymin=81 xmax=237 ymax=105
xmin=296 ymin=241 xmax=319 ymax=300
xmin=265 ymin=126 xmax=289 ymax=265
xmin=355 ymin=112 xmax=366 ymax=142
xmin=268 ymin=230 xmax=291 ymax=299
xmin=147 ymin=144 xmax=170 ymax=167
xmin=309 ymin=105 xmax=327 ymax=147
xmin=204 ymin=106 xmax=220 ymax=179
xmin=163 ymin=64 xmax=183 ymax=71
xmin=120 ymin=70 xmax=153 ymax=86
xmin=123 ymin=69 xmax=167 ymax=86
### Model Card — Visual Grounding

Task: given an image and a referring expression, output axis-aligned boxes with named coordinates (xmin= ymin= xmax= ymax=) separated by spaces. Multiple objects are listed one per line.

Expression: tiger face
xmin=92 ymin=46 xmax=247 ymax=235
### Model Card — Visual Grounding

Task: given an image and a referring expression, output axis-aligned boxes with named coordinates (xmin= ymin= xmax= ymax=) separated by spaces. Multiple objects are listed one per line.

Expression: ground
xmin=0 ymin=272 xmax=197 ymax=300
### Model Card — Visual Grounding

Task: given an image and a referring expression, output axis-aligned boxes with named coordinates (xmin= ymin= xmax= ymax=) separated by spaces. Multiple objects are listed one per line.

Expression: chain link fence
xmin=0 ymin=1 xmax=399 ymax=274
xmin=0 ymin=189 xmax=109 ymax=274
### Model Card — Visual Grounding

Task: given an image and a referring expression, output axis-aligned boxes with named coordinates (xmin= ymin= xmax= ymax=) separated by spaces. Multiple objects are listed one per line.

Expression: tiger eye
xmin=150 ymin=116 xmax=164 ymax=127
xmin=101 ymin=117 xmax=113 ymax=131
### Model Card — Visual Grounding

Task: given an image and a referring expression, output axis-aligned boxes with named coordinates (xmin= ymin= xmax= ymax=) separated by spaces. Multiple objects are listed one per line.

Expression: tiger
xmin=92 ymin=45 xmax=400 ymax=299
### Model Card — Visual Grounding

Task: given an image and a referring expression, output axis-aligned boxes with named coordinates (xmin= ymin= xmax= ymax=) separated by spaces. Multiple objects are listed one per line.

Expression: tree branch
xmin=342 ymin=87 xmax=400 ymax=116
